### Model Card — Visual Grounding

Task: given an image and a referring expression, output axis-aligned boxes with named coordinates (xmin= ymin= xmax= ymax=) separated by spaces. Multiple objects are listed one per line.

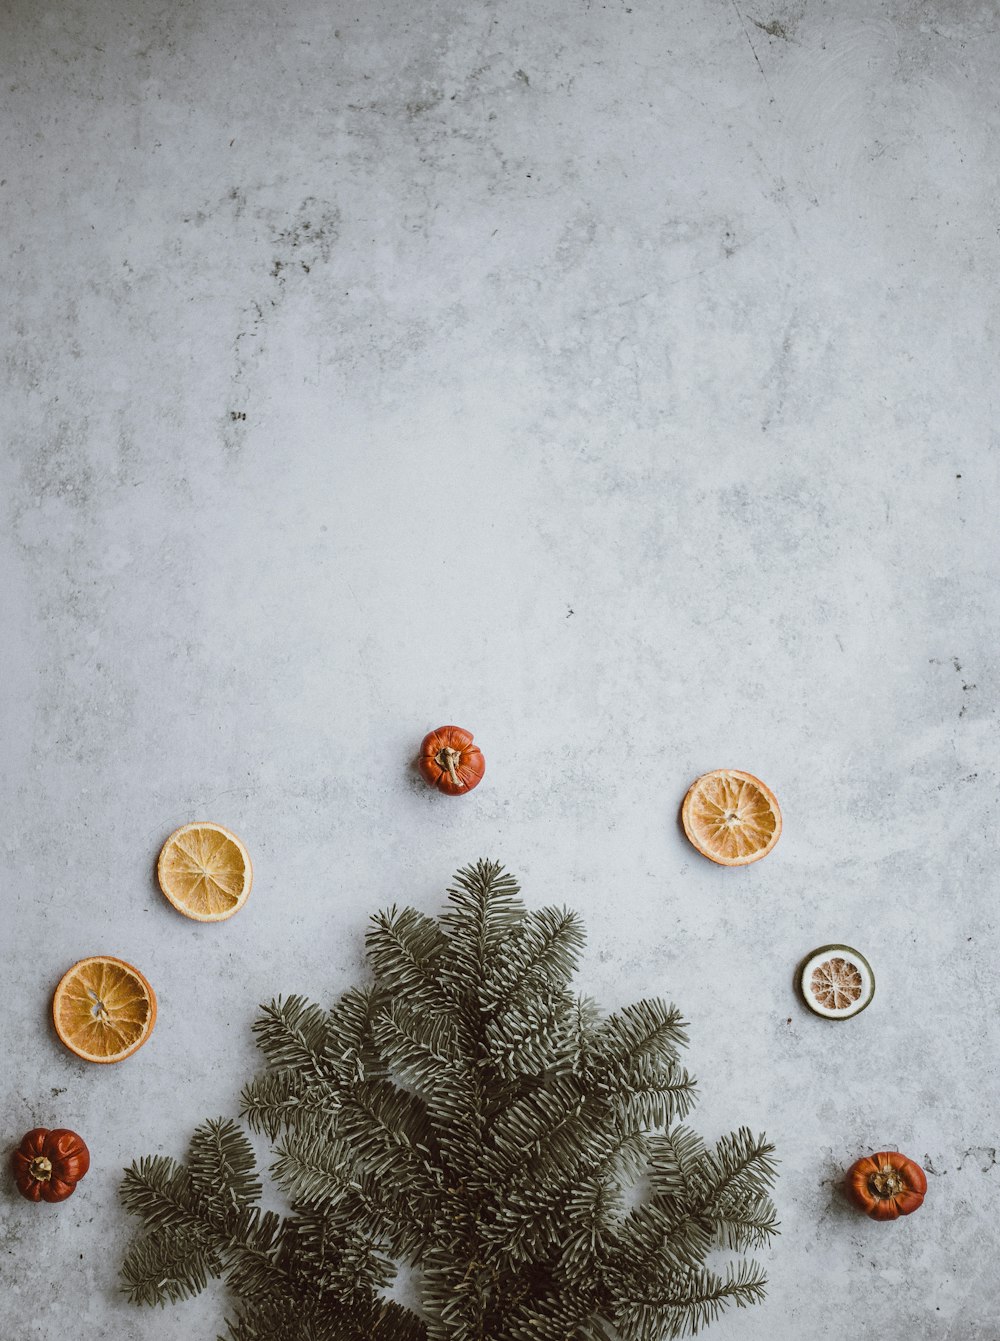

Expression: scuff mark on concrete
xmin=224 ymin=196 xmax=341 ymax=455
xmin=958 ymin=1147 xmax=996 ymax=1173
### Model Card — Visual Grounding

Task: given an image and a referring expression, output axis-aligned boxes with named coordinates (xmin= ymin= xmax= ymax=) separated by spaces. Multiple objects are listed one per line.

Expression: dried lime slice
xmin=800 ymin=945 xmax=874 ymax=1019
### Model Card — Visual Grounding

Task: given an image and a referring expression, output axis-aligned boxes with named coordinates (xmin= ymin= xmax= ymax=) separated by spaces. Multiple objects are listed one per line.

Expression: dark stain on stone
xmin=753 ymin=17 xmax=793 ymax=39
xmin=272 ymin=200 xmax=341 ymax=268
xmin=224 ymin=198 xmax=340 ymax=456
xmin=406 ymin=90 xmax=444 ymax=117
xmin=958 ymin=680 xmax=976 ymax=717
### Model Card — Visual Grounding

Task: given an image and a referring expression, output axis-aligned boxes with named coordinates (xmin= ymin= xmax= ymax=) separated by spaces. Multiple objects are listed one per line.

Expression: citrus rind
xmin=800 ymin=944 xmax=875 ymax=1020
xmin=681 ymin=769 xmax=782 ymax=867
xmin=157 ymin=822 xmax=253 ymax=922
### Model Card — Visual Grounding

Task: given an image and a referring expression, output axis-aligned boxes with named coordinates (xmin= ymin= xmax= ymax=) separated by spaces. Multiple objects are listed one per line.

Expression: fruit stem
xmin=29 ymin=1156 xmax=52 ymax=1183
xmin=437 ymin=747 xmax=463 ymax=788
xmin=869 ymin=1169 xmax=904 ymax=1199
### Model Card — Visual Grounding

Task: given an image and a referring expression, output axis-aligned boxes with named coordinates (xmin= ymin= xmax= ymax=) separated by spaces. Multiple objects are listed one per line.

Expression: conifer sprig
xmin=120 ymin=860 xmax=778 ymax=1339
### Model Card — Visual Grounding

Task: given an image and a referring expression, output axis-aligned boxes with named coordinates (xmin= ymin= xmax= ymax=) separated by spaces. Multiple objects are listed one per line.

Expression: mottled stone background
xmin=2 ymin=0 xmax=998 ymax=1336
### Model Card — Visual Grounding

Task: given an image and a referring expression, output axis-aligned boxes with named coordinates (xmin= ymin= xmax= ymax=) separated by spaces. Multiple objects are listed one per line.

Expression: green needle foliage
xmin=121 ymin=860 xmax=778 ymax=1340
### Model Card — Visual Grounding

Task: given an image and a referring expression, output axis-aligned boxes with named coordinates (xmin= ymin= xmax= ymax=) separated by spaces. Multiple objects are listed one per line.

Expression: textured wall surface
xmin=2 ymin=1 xmax=999 ymax=1336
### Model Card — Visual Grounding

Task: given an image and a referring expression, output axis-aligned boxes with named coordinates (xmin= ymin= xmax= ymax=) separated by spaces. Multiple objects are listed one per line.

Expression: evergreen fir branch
xmin=418 ymin=1065 xmax=484 ymax=1181
xmin=547 ymin=1127 xmax=654 ymax=1269
xmin=484 ymin=1178 xmax=572 ymax=1261
xmin=609 ymin=1056 xmax=698 ymax=1129
xmin=187 ymin=1119 xmax=263 ymax=1213
xmin=121 ymin=1159 xmax=296 ymax=1318
xmin=271 ymin=1131 xmax=433 ymax=1258
xmin=482 ymin=905 xmax=586 ymax=1011
xmin=334 ymin=1079 xmax=443 ymax=1199
xmin=556 ymin=1175 xmax=626 ymax=1279
xmin=503 ymin=1282 xmax=611 ymax=1341
xmin=373 ymin=999 xmax=462 ymax=1092
xmin=489 ymin=1127 xmax=648 ymax=1264
xmin=680 ymin=1128 xmax=779 ymax=1217
xmin=612 ymin=1260 xmax=769 ymax=1340
xmin=325 ymin=985 xmax=388 ymax=1082
xmin=703 ymin=1127 xmax=779 ymax=1200
xmin=548 ymin=994 xmax=604 ymax=1077
xmin=594 ymin=999 xmax=689 ymax=1070
xmin=273 ymin=1205 xmax=396 ymax=1294
xmin=439 ymin=860 xmax=526 ymax=992
xmin=252 ymin=996 xmax=337 ymax=1079
xmin=221 ymin=1294 xmax=427 ymax=1341
xmin=240 ymin=1068 xmax=342 ymax=1141
xmin=420 ymin=1242 xmax=496 ymax=1341
xmin=120 ymin=1156 xmax=204 ymax=1235
xmin=589 ymin=1125 xmax=651 ymax=1185
xmin=485 ymin=990 xmax=574 ymax=1078
xmin=216 ymin=1207 xmax=288 ymax=1303
xmin=646 ymin=1127 xmax=708 ymax=1201
xmin=351 ymin=1169 xmax=434 ymax=1258
xmin=121 ymin=861 xmax=777 ymax=1340
xmin=485 ymin=1074 xmax=593 ymax=1179
xmin=366 ymin=1299 xmax=430 ymax=1341
xmin=366 ymin=905 xmax=448 ymax=997
xmin=270 ymin=1132 xmax=361 ymax=1208
xmin=711 ymin=1194 xmax=780 ymax=1252
xmin=121 ymin=1226 xmax=216 ymax=1306
xmin=612 ymin=1200 xmax=716 ymax=1277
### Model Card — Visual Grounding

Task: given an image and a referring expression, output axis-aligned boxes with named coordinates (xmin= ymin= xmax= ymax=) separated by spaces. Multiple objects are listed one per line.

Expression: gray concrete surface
xmin=2 ymin=1 xmax=999 ymax=1336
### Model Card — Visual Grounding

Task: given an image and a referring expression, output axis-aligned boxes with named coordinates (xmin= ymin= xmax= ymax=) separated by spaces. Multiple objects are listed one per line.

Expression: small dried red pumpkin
xmin=845 ymin=1151 xmax=926 ymax=1220
xmin=418 ymin=725 xmax=485 ymax=795
xmin=12 ymin=1128 xmax=91 ymax=1203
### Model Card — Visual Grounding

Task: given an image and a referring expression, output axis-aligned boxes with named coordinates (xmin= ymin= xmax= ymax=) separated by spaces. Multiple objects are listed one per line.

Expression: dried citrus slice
xmin=157 ymin=822 xmax=252 ymax=922
xmin=52 ymin=956 xmax=157 ymax=1063
xmin=681 ymin=769 xmax=782 ymax=866
xmin=800 ymin=945 xmax=875 ymax=1019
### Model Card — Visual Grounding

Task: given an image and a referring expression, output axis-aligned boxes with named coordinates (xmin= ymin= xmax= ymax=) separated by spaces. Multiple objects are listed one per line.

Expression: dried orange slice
xmin=681 ymin=769 xmax=782 ymax=866
xmin=52 ymin=956 xmax=157 ymax=1063
xmin=800 ymin=945 xmax=875 ymax=1019
xmin=157 ymin=822 xmax=253 ymax=922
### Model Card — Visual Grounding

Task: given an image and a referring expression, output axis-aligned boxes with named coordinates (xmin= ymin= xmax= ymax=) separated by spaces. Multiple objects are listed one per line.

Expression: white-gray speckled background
xmin=2 ymin=0 xmax=999 ymax=1336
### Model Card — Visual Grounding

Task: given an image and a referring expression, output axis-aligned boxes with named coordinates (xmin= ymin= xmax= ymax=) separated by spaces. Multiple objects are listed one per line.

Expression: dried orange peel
xmin=52 ymin=955 xmax=157 ymax=1063
xmin=157 ymin=822 xmax=253 ymax=922
xmin=681 ymin=769 xmax=782 ymax=866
